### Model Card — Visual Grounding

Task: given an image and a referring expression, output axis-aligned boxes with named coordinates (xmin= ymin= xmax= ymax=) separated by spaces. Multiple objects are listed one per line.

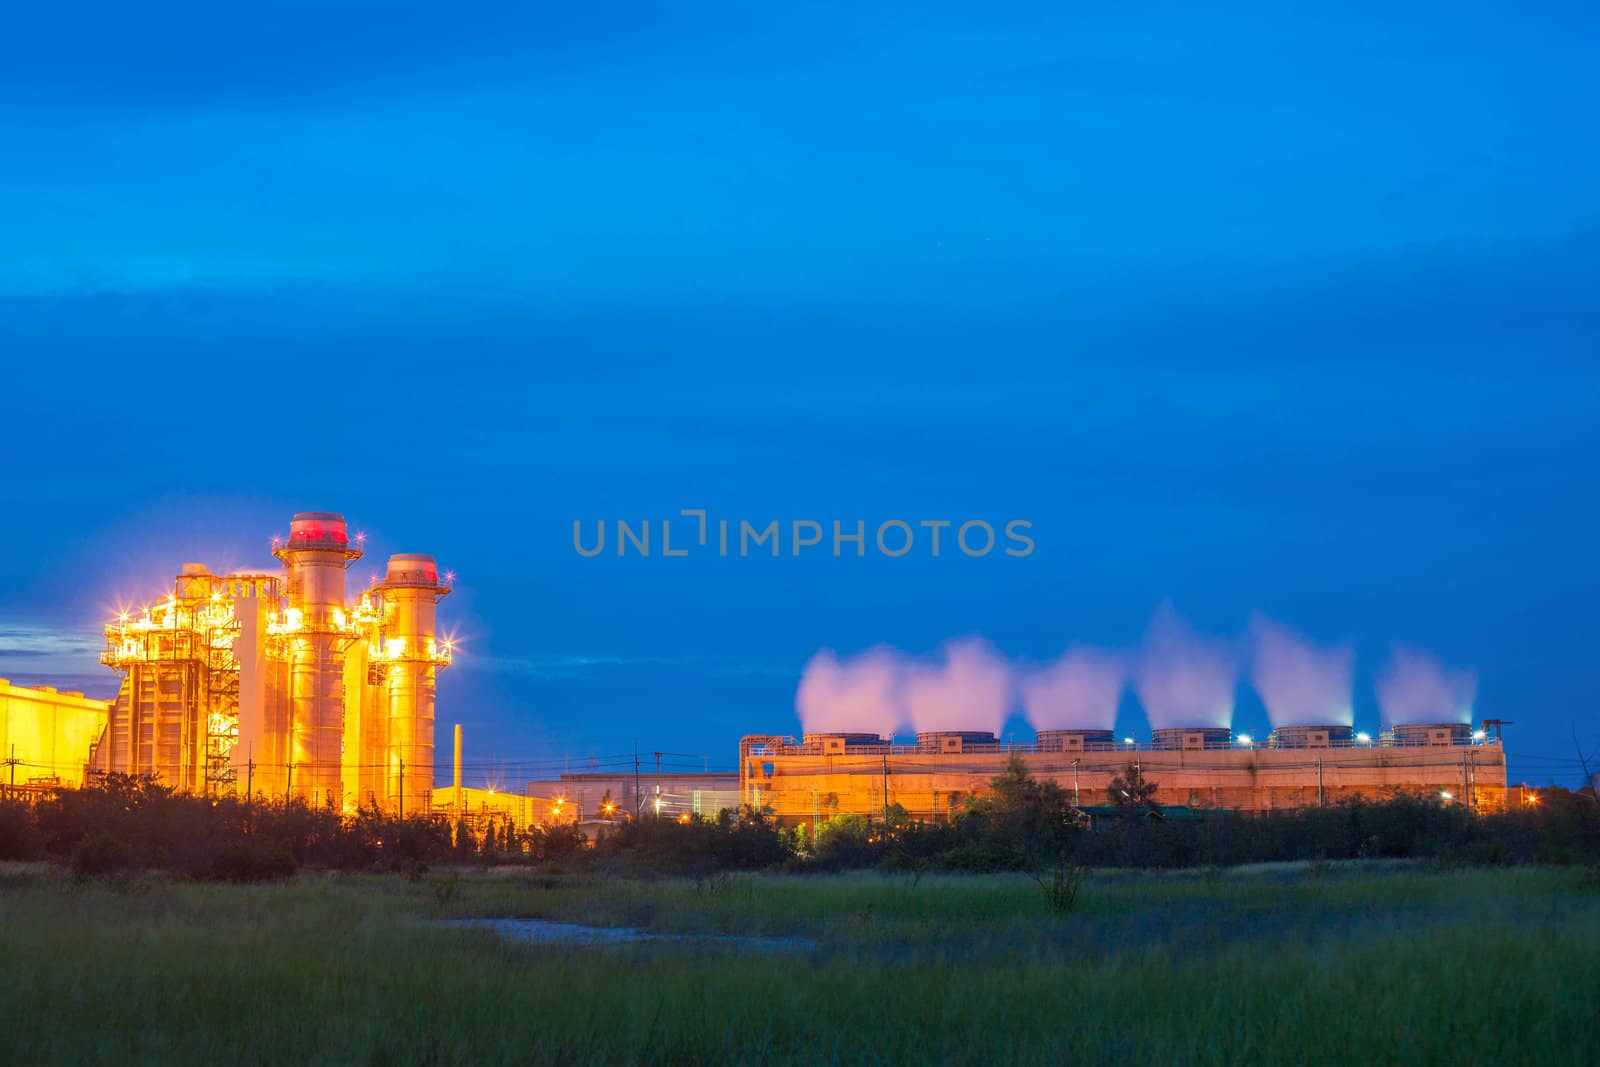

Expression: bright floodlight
xmin=1473 ymin=729 xmax=1486 ymax=740
xmin=1123 ymin=737 xmax=1135 ymax=745
xmin=1237 ymin=734 xmax=1252 ymax=746
xmin=1356 ymin=731 xmax=1371 ymax=743
xmin=1440 ymin=791 xmax=1453 ymax=800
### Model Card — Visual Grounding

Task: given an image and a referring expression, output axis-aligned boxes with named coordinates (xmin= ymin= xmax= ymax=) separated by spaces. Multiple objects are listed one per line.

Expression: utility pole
xmin=398 ymin=757 xmax=405 ymax=818
xmin=654 ymin=751 xmax=662 ymax=818
xmin=453 ymin=724 xmax=463 ymax=822
xmin=634 ymin=741 xmax=642 ymax=817
xmin=1073 ymin=759 xmax=1081 ymax=807
xmin=246 ymin=758 xmax=254 ymax=808
xmin=881 ymin=750 xmax=889 ymax=825
xmin=1317 ymin=758 xmax=1324 ymax=807
xmin=286 ymin=761 xmax=293 ymax=806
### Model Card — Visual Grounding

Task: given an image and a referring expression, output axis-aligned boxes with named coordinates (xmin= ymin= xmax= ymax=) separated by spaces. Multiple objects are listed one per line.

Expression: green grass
xmin=2 ymin=862 xmax=1596 ymax=1065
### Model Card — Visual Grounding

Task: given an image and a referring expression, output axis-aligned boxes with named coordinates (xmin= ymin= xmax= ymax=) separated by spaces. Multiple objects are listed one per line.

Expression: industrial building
xmin=0 ymin=679 xmax=110 ymax=794
xmin=740 ymin=724 xmax=1508 ymax=825
xmin=88 ymin=512 xmax=452 ymax=814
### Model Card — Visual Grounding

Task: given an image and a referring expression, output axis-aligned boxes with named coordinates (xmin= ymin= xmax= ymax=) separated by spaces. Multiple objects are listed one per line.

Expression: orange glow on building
xmin=90 ymin=512 xmax=451 ymax=814
xmin=742 ymin=727 xmax=1511 ymax=823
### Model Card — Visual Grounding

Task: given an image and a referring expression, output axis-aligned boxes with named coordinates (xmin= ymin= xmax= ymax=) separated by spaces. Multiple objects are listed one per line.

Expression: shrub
xmin=0 ymin=799 xmax=44 ymax=860
xmin=1035 ymin=861 xmax=1085 ymax=913
xmin=71 ymin=832 xmax=133 ymax=878
xmin=203 ymin=840 xmax=298 ymax=883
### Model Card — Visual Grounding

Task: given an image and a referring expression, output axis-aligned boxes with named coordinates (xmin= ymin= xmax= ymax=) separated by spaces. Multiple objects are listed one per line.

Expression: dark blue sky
xmin=2 ymin=2 xmax=1596 ymax=786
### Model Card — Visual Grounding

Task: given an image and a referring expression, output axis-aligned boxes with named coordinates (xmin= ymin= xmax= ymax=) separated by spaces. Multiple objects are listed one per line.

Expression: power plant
xmin=0 ymin=518 xmax=1519 ymax=829
xmin=86 ymin=512 xmax=452 ymax=814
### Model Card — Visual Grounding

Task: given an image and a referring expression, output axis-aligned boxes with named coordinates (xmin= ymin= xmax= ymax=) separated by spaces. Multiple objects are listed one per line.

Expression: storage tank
xmin=1269 ymin=725 xmax=1355 ymax=748
xmin=916 ymin=730 xmax=997 ymax=754
xmin=1036 ymin=729 xmax=1116 ymax=752
xmin=1151 ymin=727 xmax=1232 ymax=750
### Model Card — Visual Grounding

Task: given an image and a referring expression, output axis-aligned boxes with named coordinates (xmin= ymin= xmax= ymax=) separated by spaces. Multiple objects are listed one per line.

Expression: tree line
xmin=1 ymin=760 xmax=1595 ymax=881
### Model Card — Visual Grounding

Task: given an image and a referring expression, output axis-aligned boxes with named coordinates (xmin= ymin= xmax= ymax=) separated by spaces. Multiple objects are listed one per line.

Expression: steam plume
xmin=795 ymin=647 xmax=902 ymax=737
xmin=1375 ymin=645 xmax=1476 ymax=725
xmin=1247 ymin=613 xmax=1354 ymax=727
xmin=1135 ymin=603 xmax=1237 ymax=729
xmin=1020 ymin=646 xmax=1125 ymax=730
xmin=902 ymin=636 xmax=1013 ymax=736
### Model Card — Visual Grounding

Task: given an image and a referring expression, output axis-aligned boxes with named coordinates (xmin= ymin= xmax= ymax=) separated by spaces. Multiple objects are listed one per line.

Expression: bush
xmin=1036 ymin=861 xmax=1085 ymax=913
xmin=202 ymin=840 xmax=298 ymax=883
xmin=71 ymin=832 xmax=133 ymax=878
xmin=0 ymin=799 xmax=44 ymax=860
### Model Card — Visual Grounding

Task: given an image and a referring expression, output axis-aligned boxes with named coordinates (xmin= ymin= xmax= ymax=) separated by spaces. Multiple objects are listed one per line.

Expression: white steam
xmin=1019 ymin=646 xmax=1125 ymax=730
xmin=1248 ymin=613 xmax=1354 ymax=728
xmin=902 ymin=636 xmax=1013 ymax=736
xmin=1134 ymin=603 xmax=1237 ymax=729
xmin=794 ymin=614 xmax=1479 ymax=740
xmin=1376 ymin=645 xmax=1476 ymax=725
xmin=794 ymin=646 xmax=902 ymax=737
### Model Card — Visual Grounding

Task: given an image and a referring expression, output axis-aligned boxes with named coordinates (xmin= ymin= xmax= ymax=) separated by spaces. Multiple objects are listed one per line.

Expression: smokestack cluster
xmin=795 ymin=607 xmax=1477 ymax=737
xmin=1375 ymin=644 xmax=1476 ymax=726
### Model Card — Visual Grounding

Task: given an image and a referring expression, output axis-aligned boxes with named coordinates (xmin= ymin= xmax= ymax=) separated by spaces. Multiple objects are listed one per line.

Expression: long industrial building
xmin=741 ymin=724 xmax=1509 ymax=824
xmin=88 ymin=512 xmax=452 ymax=814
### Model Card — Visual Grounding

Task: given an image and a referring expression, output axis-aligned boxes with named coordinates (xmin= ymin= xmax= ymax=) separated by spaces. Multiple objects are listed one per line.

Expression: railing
xmin=746 ymin=736 xmax=1501 ymax=758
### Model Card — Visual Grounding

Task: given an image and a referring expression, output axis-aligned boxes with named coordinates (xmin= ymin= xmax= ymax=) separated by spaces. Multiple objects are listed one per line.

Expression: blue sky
xmin=2 ymin=2 xmax=1597 ymax=786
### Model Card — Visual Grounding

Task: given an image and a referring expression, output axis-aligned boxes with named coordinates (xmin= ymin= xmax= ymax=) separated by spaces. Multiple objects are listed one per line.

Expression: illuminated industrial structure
xmin=0 ymin=679 xmax=110 ymax=794
xmin=90 ymin=512 xmax=452 ymax=814
xmin=741 ymin=724 xmax=1509 ymax=825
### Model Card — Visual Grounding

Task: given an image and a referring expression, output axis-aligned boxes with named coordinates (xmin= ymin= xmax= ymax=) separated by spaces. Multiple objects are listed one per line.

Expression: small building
xmin=522 ymin=771 xmax=741 ymax=824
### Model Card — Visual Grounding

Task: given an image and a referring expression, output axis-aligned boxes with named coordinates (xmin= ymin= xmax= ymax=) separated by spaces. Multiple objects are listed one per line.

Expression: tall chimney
xmin=374 ymin=554 xmax=452 ymax=816
xmin=273 ymin=512 xmax=361 ymax=809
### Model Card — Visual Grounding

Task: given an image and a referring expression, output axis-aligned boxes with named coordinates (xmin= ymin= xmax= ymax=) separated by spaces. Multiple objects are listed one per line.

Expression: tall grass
xmin=1 ymin=864 xmax=1595 ymax=1064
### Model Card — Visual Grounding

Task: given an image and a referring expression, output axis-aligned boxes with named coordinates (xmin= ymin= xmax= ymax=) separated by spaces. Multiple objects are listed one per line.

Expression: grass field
xmin=2 ymin=862 xmax=1596 ymax=1065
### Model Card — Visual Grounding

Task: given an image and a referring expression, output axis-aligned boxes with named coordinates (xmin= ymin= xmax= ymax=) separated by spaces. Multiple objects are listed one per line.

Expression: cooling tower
xmin=1151 ymin=727 xmax=1231 ymax=750
xmin=802 ymin=732 xmax=885 ymax=755
xmin=273 ymin=513 xmax=363 ymax=809
xmin=373 ymin=553 xmax=452 ymax=816
xmin=1388 ymin=722 xmax=1471 ymax=746
xmin=916 ymin=731 xmax=997 ymax=754
xmin=1036 ymin=729 xmax=1116 ymax=752
xmin=1268 ymin=725 xmax=1355 ymax=748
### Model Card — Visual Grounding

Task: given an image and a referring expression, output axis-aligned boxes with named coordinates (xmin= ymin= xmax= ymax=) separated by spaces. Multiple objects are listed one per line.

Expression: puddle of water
xmin=446 ymin=918 xmax=816 ymax=952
